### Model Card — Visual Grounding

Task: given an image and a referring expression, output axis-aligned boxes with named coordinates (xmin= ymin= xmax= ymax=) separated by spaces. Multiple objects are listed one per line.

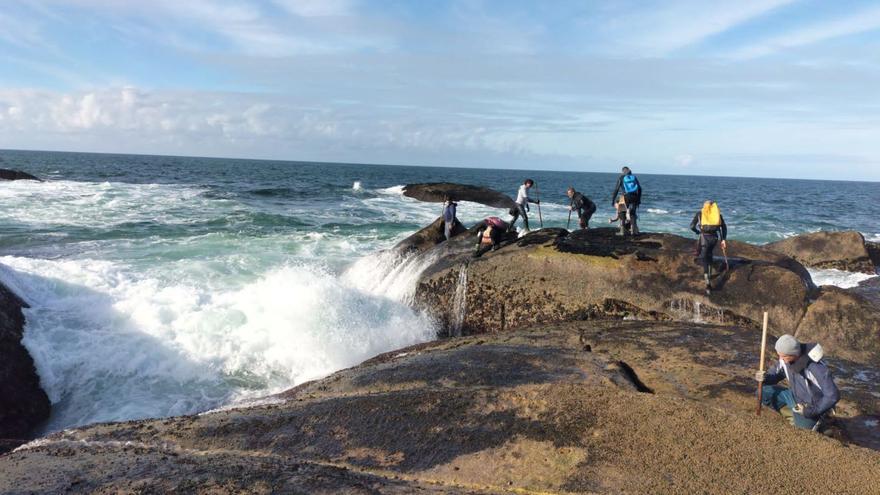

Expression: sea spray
xmin=343 ymin=249 xmax=440 ymax=306
xmin=450 ymin=262 xmax=469 ymax=336
xmin=2 ymin=253 xmax=437 ymax=433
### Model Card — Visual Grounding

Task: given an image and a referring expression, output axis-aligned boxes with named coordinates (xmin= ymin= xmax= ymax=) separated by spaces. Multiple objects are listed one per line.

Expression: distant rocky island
xmin=1 ymin=209 xmax=879 ymax=493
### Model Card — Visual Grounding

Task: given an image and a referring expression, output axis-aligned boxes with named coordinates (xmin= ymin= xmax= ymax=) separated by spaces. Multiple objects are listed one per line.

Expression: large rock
xmin=0 ymin=168 xmax=41 ymax=181
xmin=767 ymin=231 xmax=875 ymax=274
xmin=415 ymin=228 xmax=813 ymax=336
xmin=867 ymin=241 xmax=880 ymax=269
xmin=393 ymin=216 xmax=468 ymax=254
xmin=0 ymin=281 xmax=51 ymax=453
xmin=2 ymin=322 xmax=878 ymax=494
xmin=796 ymin=286 xmax=880 ymax=365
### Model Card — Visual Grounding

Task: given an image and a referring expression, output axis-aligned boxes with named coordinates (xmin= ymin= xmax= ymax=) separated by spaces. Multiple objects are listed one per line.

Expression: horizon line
xmin=1 ymin=146 xmax=875 ymax=184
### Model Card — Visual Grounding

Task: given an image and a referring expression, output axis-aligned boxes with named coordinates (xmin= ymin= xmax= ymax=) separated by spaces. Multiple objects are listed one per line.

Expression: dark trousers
xmin=699 ymin=234 xmax=718 ymax=275
xmin=509 ymin=204 xmax=529 ymax=231
xmin=578 ymin=204 xmax=597 ymax=229
xmin=623 ymin=194 xmax=639 ymax=234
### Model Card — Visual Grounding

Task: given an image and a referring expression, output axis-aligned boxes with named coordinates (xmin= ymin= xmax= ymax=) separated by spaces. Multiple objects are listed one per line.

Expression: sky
xmin=1 ymin=0 xmax=880 ymax=180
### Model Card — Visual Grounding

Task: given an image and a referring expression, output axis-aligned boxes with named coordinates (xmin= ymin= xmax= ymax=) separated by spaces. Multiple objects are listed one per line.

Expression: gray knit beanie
xmin=775 ymin=334 xmax=801 ymax=356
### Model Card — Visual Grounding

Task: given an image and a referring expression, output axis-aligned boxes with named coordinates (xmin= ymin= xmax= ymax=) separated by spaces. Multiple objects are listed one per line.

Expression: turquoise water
xmin=0 ymin=149 xmax=877 ymax=431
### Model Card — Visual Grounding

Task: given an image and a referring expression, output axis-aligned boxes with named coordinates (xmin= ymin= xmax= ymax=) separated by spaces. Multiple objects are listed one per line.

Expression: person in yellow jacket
xmin=689 ymin=200 xmax=727 ymax=295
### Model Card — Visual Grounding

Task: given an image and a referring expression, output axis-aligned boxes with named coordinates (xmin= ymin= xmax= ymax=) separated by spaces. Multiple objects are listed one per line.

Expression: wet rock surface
xmin=0 ymin=169 xmax=41 ymax=181
xmin=767 ymin=230 xmax=876 ymax=274
xmin=393 ymin=216 xmax=468 ymax=255
xmin=796 ymin=286 xmax=880 ymax=365
xmin=3 ymin=322 xmax=878 ymax=494
xmin=0 ymin=282 xmax=50 ymax=454
xmin=415 ymin=227 xmax=813 ymax=337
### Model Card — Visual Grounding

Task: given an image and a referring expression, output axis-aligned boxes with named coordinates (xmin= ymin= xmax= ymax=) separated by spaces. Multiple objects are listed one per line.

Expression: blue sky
xmin=1 ymin=0 xmax=879 ymax=179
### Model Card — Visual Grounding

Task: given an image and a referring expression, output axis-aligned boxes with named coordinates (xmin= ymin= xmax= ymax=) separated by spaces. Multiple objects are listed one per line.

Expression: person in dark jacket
xmin=755 ymin=334 xmax=840 ymax=431
xmin=566 ymin=187 xmax=597 ymax=229
xmin=442 ymin=196 xmax=458 ymax=240
xmin=689 ymin=200 xmax=727 ymax=294
xmin=610 ymin=166 xmax=641 ymax=235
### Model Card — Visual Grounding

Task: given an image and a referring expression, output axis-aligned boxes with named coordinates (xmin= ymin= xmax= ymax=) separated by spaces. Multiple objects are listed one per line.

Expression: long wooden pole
xmin=756 ymin=311 xmax=769 ymax=416
xmin=535 ymin=182 xmax=543 ymax=228
xmin=722 ymin=240 xmax=730 ymax=272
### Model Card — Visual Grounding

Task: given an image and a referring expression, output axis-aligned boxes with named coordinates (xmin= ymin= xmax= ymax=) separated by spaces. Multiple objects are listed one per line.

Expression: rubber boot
xmin=631 ymin=217 xmax=639 ymax=235
xmin=780 ymin=406 xmax=795 ymax=427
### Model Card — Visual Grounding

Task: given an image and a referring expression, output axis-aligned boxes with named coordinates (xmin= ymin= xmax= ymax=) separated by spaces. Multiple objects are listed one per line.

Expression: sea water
xmin=0 ymin=149 xmax=877 ymax=432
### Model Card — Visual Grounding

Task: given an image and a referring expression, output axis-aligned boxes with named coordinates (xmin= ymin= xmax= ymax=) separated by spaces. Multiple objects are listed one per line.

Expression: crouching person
xmin=755 ymin=334 xmax=840 ymax=431
xmin=473 ymin=216 xmax=509 ymax=257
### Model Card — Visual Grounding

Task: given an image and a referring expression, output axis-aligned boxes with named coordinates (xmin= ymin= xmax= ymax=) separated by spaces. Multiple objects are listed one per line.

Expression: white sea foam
xmin=377 ymin=185 xmax=405 ymax=195
xmin=0 ymin=248 xmax=437 ymax=432
xmin=646 ymin=208 xmax=670 ymax=214
xmin=352 ymin=181 xmax=362 ymax=191
xmin=807 ymin=268 xmax=876 ymax=289
xmin=0 ymin=179 xmax=212 ymax=229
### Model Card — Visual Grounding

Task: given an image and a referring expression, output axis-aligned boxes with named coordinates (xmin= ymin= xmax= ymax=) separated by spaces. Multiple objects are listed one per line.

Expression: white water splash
xmin=450 ymin=263 xmax=469 ymax=337
xmin=808 ymin=268 xmax=876 ymax=289
xmin=1 ymin=249 xmax=437 ymax=433
xmin=344 ymin=249 xmax=439 ymax=306
xmin=666 ymin=298 xmax=728 ymax=324
xmin=352 ymin=181 xmax=362 ymax=191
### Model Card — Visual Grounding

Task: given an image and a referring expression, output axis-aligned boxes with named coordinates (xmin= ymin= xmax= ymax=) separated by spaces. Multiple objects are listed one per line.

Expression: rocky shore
xmin=0 ymin=287 xmax=50 ymax=456
xmin=1 ymin=224 xmax=878 ymax=493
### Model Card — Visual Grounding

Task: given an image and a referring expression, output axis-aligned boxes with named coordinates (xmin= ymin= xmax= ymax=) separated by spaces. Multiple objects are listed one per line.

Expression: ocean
xmin=1 ymin=149 xmax=877 ymax=432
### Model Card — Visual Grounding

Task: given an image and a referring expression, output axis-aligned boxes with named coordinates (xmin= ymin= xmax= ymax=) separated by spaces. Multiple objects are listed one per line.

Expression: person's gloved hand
xmin=755 ymin=370 xmax=765 ymax=382
xmin=792 ymin=403 xmax=805 ymax=415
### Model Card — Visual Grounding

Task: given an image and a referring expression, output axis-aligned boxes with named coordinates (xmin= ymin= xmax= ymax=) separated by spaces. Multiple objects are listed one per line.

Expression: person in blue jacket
xmin=755 ymin=334 xmax=840 ymax=431
xmin=610 ymin=166 xmax=642 ymax=235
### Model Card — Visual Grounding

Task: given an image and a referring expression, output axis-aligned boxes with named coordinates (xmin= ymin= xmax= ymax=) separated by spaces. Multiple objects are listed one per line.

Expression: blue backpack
xmin=622 ymin=174 xmax=639 ymax=194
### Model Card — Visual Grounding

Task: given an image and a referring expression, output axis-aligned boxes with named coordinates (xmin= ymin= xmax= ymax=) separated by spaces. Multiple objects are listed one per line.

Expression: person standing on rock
xmin=442 ymin=196 xmax=459 ymax=241
xmin=610 ymin=166 xmax=641 ymax=235
xmin=755 ymin=334 xmax=840 ymax=431
xmin=566 ymin=187 xmax=597 ymax=230
xmin=508 ymin=179 xmax=540 ymax=234
xmin=690 ymin=200 xmax=727 ymax=294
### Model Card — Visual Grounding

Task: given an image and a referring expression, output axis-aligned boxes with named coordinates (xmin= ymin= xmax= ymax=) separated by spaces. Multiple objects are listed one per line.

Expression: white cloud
xmin=273 ymin=0 xmax=355 ymax=17
xmin=26 ymin=0 xmax=373 ymax=56
xmin=730 ymin=6 xmax=880 ymax=59
xmin=596 ymin=0 xmax=797 ymax=55
xmin=0 ymin=87 xmax=531 ymax=158
xmin=675 ymin=154 xmax=695 ymax=167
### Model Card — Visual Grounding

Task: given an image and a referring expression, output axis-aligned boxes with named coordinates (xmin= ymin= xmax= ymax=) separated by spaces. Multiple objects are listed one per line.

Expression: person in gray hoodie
xmin=755 ymin=334 xmax=840 ymax=430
